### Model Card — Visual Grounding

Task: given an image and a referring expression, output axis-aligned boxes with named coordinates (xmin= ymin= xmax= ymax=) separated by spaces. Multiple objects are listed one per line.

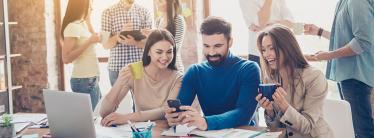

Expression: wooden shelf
xmin=0 ymin=85 xmax=23 ymax=93
xmin=0 ymin=88 xmax=6 ymax=93
xmin=0 ymin=54 xmax=22 ymax=60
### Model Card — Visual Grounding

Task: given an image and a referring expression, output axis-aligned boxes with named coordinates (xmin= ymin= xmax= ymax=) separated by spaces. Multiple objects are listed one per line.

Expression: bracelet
xmin=317 ymin=28 xmax=323 ymax=38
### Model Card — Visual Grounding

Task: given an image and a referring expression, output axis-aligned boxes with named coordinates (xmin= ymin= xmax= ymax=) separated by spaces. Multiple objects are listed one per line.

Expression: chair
xmin=323 ymin=99 xmax=355 ymax=138
xmin=93 ymin=94 xmax=134 ymax=117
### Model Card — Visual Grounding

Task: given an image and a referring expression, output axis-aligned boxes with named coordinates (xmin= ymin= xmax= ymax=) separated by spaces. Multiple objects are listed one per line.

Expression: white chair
xmin=323 ymin=99 xmax=355 ymax=138
xmin=93 ymin=94 xmax=134 ymax=117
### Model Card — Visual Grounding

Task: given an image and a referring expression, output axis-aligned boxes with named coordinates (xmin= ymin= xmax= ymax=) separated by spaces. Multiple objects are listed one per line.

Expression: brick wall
xmin=8 ymin=0 xmax=60 ymax=113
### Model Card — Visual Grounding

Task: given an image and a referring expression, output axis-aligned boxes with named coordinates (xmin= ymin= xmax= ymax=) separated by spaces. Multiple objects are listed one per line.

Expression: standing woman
xmin=256 ymin=25 xmax=333 ymax=138
xmin=61 ymin=0 xmax=101 ymax=110
xmin=155 ymin=0 xmax=186 ymax=72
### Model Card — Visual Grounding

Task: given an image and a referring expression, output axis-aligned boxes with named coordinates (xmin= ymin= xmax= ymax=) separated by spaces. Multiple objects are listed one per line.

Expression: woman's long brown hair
xmin=257 ymin=25 xmax=309 ymax=105
xmin=61 ymin=0 xmax=91 ymax=39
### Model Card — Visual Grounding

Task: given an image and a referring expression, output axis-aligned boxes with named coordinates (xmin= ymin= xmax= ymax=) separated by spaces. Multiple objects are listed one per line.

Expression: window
xmin=210 ymin=0 xmax=340 ymax=99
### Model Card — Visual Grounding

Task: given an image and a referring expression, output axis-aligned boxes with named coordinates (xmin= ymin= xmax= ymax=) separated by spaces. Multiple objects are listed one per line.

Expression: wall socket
xmin=0 ymin=104 xmax=5 ymax=114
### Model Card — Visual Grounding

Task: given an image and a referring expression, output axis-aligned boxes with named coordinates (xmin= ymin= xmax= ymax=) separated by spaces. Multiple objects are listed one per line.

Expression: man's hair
xmin=200 ymin=16 xmax=232 ymax=40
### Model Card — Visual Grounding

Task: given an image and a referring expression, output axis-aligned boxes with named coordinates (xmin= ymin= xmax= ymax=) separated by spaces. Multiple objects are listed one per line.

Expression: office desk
xmin=20 ymin=120 xmax=285 ymax=138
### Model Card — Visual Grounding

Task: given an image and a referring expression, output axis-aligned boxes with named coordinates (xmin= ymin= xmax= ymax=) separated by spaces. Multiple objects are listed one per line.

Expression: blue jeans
xmin=340 ymin=79 xmax=374 ymax=138
xmin=109 ymin=70 xmax=119 ymax=86
xmin=70 ymin=76 xmax=101 ymax=110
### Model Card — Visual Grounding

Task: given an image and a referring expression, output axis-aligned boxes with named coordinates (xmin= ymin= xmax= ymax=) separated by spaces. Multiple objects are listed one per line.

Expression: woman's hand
xmin=304 ymin=24 xmax=319 ymax=36
xmin=116 ymin=66 xmax=133 ymax=86
xmin=88 ymin=33 xmax=101 ymax=43
xmin=256 ymin=93 xmax=274 ymax=117
xmin=272 ymin=87 xmax=289 ymax=113
xmin=101 ymin=112 xmax=138 ymax=127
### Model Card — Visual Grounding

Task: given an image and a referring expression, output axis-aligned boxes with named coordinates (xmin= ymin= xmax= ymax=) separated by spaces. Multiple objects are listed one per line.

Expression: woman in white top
xmin=155 ymin=0 xmax=186 ymax=73
xmin=61 ymin=0 xmax=101 ymax=110
xmin=239 ymin=0 xmax=295 ymax=65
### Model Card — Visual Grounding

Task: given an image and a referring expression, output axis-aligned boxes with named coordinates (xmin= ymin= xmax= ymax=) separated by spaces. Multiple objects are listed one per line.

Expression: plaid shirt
xmin=101 ymin=3 xmax=152 ymax=71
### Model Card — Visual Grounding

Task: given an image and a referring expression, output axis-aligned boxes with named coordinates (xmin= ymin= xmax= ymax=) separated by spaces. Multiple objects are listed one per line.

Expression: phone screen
xmin=167 ymin=99 xmax=185 ymax=112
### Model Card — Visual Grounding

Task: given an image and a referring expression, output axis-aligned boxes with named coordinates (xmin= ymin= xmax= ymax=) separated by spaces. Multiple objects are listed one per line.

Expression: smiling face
xmin=260 ymin=35 xmax=284 ymax=70
xmin=202 ymin=33 xmax=232 ymax=66
xmin=148 ymin=40 xmax=174 ymax=69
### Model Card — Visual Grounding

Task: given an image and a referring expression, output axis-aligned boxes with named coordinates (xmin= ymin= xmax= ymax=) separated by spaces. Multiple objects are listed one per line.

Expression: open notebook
xmin=162 ymin=124 xmax=282 ymax=138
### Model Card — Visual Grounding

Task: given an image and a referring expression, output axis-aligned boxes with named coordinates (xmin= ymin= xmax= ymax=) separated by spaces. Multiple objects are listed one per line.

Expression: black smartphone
xmin=120 ymin=30 xmax=146 ymax=41
xmin=167 ymin=99 xmax=185 ymax=113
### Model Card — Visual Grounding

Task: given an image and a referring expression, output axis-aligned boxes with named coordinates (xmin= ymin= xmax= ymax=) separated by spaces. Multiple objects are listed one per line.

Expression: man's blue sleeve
xmin=205 ymin=62 xmax=260 ymax=130
xmin=177 ymin=65 xmax=197 ymax=106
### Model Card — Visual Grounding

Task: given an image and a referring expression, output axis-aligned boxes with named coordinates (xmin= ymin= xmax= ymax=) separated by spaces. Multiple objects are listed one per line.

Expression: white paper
xmin=14 ymin=122 xmax=31 ymax=133
xmin=0 ymin=114 xmax=47 ymax=124
xmin=256 ymin=131 xmax=282 ymax=138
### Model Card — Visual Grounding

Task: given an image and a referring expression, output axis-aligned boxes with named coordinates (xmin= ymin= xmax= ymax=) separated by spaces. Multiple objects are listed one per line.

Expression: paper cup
xmin=130 ymin=61 xmax=144 ymax=80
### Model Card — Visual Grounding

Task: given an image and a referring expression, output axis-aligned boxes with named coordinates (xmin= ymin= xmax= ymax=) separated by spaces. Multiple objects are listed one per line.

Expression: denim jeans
xmin=340 ymin=79 xmax=374 ymax=138
xmin=70 ymin=76 xmax=101 ymax=110
xmin=109 ymin=70 xmax=119 ymax=86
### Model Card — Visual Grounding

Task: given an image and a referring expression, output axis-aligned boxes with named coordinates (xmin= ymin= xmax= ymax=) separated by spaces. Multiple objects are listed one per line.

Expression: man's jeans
xmin=109 ymin=70 xmax=119 ymax=86
xmin=70 ymin=76 xmax=101 ymax=110
xmin=340 ymin=79 xmax=374 ymax=138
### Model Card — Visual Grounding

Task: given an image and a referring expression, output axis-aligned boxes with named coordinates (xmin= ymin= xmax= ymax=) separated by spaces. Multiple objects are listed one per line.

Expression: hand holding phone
xmin=167 ymin=99 xmax=185 ymax=113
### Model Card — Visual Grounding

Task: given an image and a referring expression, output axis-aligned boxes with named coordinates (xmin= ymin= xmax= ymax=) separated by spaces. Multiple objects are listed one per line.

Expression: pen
xmin=110 ymin=124 xmax=117 ymax=127
xmin=248 ymin=130 xmax=267 ymax=138
xmin=173 ymin=125 xmax=176 ymax=133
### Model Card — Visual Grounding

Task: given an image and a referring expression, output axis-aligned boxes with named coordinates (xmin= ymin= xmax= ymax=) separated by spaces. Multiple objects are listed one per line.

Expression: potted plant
xmin=0 ymin=114 xmax=15 ymax=138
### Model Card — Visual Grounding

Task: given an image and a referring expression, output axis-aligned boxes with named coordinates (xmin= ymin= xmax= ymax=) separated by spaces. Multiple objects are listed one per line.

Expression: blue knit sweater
xmin=178 ymin=52 xmax=260 ymax=130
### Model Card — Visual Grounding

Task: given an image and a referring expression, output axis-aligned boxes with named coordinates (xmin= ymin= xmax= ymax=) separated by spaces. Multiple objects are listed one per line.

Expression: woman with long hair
xmin=100 ymin=29 xmax=182 ymax=126
xmin=255 ymin=25 xmax=333 ymax=138
xmin=61 ymin=0 xmax=101 ymax=110
xmin=155 ymin=0 xmax=186 ymax=72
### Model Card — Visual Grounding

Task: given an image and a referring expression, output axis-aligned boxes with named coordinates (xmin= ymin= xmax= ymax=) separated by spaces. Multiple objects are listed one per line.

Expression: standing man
xmin=305 ymin=0 xmax=374 ymax=137
xmin=165 ymin=16 xmax=260 ymax=130
xmin=101 ymin=0 xmax=152 ymax=85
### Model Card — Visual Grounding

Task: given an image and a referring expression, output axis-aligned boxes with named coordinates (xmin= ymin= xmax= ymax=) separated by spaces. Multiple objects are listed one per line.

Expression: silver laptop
xmin=43 ymin=90 xmax=96 ymax=138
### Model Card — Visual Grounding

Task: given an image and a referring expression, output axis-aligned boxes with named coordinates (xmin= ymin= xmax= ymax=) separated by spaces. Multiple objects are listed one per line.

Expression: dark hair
xmin=61 ymin=0 xmax=91 ymax=39
xmin=166 ymin=0 xmax=181 ymax=37
xmin=257 ymin=25 xmax=309 ymax=105
xmin=200 ymin=16 xmax=232 ymax=40
xmin=142 ymin=29 xmax=177 ymax=70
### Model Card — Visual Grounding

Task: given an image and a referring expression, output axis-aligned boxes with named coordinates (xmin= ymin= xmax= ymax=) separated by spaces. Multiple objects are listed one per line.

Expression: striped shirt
xmin=156 ymin=15 xmax=186 ymax=72
xmin=101 ymin=2 xmax=152 ymax=71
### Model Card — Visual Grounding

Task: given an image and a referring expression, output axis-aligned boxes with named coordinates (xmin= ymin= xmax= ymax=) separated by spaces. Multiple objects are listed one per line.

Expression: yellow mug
xmin=129 ymin=61 xmax=144 ymax=80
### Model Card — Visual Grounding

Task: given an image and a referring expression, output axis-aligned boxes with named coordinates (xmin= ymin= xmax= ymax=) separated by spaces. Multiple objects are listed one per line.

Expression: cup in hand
xmin=129 ymin=61 xmax=143 ymax=80
xmin=293 ymin=23 xmax=304 ymax=35
xmin=100 ymin=31 xmax=110 ymax=44
xmin=259 ymin=83 xmax=277 ymax=101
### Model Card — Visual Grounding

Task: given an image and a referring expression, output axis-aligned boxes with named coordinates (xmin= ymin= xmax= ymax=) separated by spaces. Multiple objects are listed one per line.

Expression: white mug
xmin=100 ymin=31 xmax=111 ymax=44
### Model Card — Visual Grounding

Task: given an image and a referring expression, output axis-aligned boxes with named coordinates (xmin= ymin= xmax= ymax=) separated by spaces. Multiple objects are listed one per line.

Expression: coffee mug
xmin=293 ymin=23 xmax=304 ymax=35
xmin=259 ymin=83 xmax=278 ymax=101
xmin=100 ymin=31 xmax=110 ymax=44
xmin=129 ymin=61 xmax=144 ymax=80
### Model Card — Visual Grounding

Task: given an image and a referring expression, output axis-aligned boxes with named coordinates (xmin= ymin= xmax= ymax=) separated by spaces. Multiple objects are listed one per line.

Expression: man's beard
xmin=206 ymin=54 xmax=225 ymax=66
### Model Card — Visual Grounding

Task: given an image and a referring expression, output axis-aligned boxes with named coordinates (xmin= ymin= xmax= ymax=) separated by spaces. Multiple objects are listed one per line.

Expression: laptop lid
xmin=43 ymin=90 xmax=96 ymax=138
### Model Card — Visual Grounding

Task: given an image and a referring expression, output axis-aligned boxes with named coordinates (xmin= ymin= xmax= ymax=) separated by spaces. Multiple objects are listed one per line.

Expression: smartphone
xmin=120 ymin=30 xmax=146 ymax=41
xmin=167 ymin=99 xmax=185 ymax=113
